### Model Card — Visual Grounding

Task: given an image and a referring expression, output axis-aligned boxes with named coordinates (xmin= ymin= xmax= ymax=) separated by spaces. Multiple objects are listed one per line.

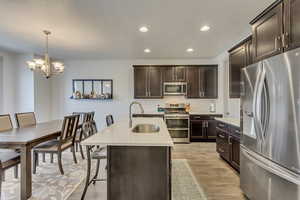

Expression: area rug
xmin=68 ymin=159 xmax=207 ymax=200
xmin=1 ymin=152 xmax=93 ymax=200
xmin=172 ymin=159 xmax=207 ymax=200
xmin=2 ymin=155 xmax=207 ymax=200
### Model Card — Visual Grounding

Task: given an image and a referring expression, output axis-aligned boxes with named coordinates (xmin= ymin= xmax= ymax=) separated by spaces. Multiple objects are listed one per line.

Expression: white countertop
xmin=81 ymin=118 xmax=174 ymax=147
xmin=215 ymin=117 xmax=240 ymax=128
xmin=189 ymin=111 xmax=223 ymax=115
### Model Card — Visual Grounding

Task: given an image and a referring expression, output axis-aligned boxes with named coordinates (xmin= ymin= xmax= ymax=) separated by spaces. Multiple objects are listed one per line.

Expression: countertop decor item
xmin=70 ymin=79 xmax=113 ymax=100
xmin=26 ymin=30 xmax=65 ymax=78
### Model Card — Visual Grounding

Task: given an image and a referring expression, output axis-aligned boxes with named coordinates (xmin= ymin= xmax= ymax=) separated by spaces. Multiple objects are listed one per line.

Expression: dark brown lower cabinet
xmin=190 ymin=115 xmax=222 ymax=141
xmin=190 ymin=119 xmax=206 ymax=139
xmin=229 ymin=136 xmax=240 ymax=171
xmin=107 ymin=146 xmax=171 ymax=200
xmin=216 ymin=121 xmax=240 ymax=172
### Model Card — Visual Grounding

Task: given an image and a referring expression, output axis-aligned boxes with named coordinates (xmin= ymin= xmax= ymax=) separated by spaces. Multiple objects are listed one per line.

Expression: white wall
xmin=15 ymin=54 xmax=34 ymax=112
xmin=0 ymin=50 xmax=35 ymax=126
xmin=0 ymin=48 xmax=240 ymax=128
xmin=51 ymin=59 xmax=225 ymax=129
xmin=0 ymin=56 xmax=3 ymax=113
xmin=0 ymin=50 xmax=18 ymax=120
xmin=215 ymin=52 xmax=240 ymax=118
xmin=34 ymin=72 xmax=52 ymax=122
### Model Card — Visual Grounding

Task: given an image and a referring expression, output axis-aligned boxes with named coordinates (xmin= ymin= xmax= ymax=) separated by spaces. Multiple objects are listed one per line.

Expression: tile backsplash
xmin=137 ymin=96 xmax=222 ymax=114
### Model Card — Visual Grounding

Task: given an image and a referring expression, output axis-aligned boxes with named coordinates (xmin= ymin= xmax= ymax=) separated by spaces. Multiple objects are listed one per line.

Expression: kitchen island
xmin=81 ymin=117 xmax=174 ymax=200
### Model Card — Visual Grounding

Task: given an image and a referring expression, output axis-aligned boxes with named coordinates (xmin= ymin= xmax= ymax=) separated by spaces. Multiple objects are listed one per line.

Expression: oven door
xmin=165 ymin=115 xmax=189 ymax=143
xmin=164 ymin=83 xmax=186 ymax=96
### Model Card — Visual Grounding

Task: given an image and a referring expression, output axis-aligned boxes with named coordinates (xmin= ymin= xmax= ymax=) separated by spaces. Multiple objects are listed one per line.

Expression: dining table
xmin=0 ymin=120 xmax=63 ymax=200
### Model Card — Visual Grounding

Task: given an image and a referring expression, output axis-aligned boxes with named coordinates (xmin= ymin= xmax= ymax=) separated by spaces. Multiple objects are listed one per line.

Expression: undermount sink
xmin=132 ymin=124 xmax=160 ymax=133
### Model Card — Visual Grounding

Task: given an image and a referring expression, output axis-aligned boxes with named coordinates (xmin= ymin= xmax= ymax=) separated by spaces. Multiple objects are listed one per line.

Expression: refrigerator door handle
xmin=253 ymin=64 xmax=265 ymax=142
xmin=242 ymin=147 xmax=300 ymax=185
xmin=261 ymin=76 xmax=270 ymax=140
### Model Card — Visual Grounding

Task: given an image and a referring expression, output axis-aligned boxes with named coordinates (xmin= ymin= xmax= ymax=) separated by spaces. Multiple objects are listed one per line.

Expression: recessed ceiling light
xmin=144 ymin=48 xmax=151 ymax=53
xmin=139 ymin=26 xmax=149 ymax=33
xmin=200 ymin=25 xmax=210 ymax=32
xmin=186 ymin=48 xmax=194 ymax=53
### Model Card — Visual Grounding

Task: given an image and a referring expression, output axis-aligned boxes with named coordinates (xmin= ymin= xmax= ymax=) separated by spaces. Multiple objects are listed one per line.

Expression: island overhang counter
xmin=81 ymin=117 xmax=174 ymax=200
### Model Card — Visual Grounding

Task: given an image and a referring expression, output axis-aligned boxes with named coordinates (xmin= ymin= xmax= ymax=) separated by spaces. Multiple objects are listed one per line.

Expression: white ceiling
xmin=0 ymin=0 xmax=275 ymax=59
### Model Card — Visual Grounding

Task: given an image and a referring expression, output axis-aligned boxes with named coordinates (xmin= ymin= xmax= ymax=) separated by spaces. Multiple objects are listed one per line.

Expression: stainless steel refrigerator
xmin=241 ymin=47 xmax=300 ymax=200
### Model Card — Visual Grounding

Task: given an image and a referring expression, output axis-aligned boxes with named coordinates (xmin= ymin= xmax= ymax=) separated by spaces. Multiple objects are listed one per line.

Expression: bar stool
xmin=81 ymin=121 xmax=106 ymax=200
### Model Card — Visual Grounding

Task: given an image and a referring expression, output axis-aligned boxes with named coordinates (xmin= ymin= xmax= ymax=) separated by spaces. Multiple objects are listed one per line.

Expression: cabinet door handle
xmin=275 ymin=36 xmax=281 ymax=51
xmin=282 ymin=33 xmax=289 ymax=49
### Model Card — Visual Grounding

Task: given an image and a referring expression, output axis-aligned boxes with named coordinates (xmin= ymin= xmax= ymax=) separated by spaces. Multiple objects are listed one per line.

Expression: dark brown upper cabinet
xmin=186 ymin=67 xmax=200 ymax=98
xmin=251 ymin=1 xmax=284 ymax=62
xmin=284 ymin=0 xmax=300 ymax=50
xmin=163 ymin=66 xmax=186 ymax=82
xmin=228 ymin=36 xmax=252 ymax=98
xmin=186 ymin=66 xmax=218 ymax=99
xmin=201 ymin=67 xmax=218 ymax=98
xmin=133 ymin=66 xmax=163 ymax=99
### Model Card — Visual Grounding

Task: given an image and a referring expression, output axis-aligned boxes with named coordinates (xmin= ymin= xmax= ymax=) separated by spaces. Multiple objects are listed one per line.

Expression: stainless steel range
xmin=164 ymin=103 xmax=189 ymax=143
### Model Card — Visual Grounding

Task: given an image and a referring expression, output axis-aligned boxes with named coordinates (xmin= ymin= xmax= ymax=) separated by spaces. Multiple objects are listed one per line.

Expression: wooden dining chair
xmin=106 ymin=114 xmax=114 ymax=127
xmin=15 ymin=112 xmax=51 ymax=163
xmin=0 ymin=114 xmax=20 ymax=184
xmin=15 ymin=112 xmax=36 ymax=128
xmin=0 ymin=114 xmax=13 ymax=132
xmin=33 ymin=114 xmax=80 ymax=175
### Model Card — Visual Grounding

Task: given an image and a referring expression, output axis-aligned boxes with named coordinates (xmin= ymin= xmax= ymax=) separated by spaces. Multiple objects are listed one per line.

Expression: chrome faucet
xmin=129 ymin=101 xmax=144 ymax=128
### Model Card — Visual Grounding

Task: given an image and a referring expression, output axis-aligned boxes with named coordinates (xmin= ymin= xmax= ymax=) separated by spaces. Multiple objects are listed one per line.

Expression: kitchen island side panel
xmin=107 ymin=146 xmax=171 ymax=200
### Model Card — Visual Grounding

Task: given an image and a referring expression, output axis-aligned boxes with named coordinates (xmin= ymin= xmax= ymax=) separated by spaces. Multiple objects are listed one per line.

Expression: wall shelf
xmin=71 ymin=79 xmax=113 ymax=100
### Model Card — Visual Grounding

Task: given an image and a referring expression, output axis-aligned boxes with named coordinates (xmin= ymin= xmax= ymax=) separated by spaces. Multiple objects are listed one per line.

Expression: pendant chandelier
xmin=27 ymin=30 xmax=65 ymax=79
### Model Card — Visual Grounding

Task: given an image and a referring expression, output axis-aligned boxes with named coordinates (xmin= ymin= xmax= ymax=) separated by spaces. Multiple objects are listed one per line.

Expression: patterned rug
xmin=1 ymin=152 xmax=91 ymax=200
xmin=172 ymin=159 xmax=207 ymax=200
xmin=2 ymin=154 xmax=207 ymax=200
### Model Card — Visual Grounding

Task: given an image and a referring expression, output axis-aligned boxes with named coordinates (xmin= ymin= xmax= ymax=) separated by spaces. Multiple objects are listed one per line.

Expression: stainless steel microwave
xmin=163 ymin=82 xmax=187 ymax=96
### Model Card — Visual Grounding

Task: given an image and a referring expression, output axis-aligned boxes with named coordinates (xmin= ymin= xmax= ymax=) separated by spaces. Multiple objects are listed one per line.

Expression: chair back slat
xmin=15 ymin=112 xmax=36 ymax=128
xmin=60 ymin=115 xmax=79 ymax=143
xmin=72 ymin=112 xmax=86 ymax=123
xmin=83 ymin=112 xmax=93 ymax=123
xmin=106 ymin=115 xmax=114 ymax=127
xmin=0 ymin=114 xmax=13 ymax=132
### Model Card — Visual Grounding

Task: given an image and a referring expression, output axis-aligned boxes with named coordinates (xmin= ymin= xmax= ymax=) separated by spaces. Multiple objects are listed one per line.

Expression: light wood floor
xmin=173 ymin=143 xmax=246 ymax=200
xmin=69 ymin=142 xmax=246 ymax=200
